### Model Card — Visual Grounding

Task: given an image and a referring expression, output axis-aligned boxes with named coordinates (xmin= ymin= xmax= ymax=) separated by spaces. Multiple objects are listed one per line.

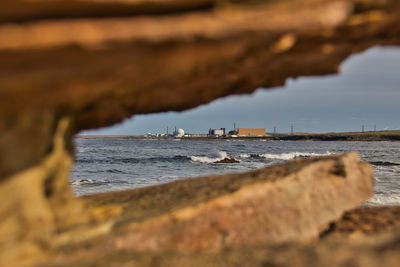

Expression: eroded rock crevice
xmin=0 ymin=117 xmax=87 ymax=265
xmin=0 ymin=0 xmax=400 ymax=266
xmin=0 ymin=0 xmax=399 ymax=132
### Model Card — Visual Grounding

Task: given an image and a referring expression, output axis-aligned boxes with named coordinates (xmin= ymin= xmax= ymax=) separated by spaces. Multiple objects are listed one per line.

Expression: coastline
xmin=47 ymin=155 xmax=400 ymax=266
xmin=77 ymin=130 xmax=400 ymax=141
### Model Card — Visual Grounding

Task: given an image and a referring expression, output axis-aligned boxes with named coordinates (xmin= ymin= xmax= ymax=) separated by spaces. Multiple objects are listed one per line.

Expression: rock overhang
xmin=0 ymin=1 xmax=400 ymax=266
xmin=0 ymin=0 xmax=399 ymax=132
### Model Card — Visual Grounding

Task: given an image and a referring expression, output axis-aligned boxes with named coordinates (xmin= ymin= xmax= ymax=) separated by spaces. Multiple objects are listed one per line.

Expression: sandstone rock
xmin=43 ymin=206 xmax=400 ymax=267
xmin=0 ymin=0 xmax=399 ymax=266
xmin=0 ymin=117 xmax=89 ymax=265
xmin=42 ymin=229 xmax=400 ymax=267
xmin=77 ymin=153 xmax=373 ymax=252
xmin=0 ymin=1 xmax=399 ymax=130
xmin=323 ymin=206 xmax=400 ymax=237
xmin=0 ymin=0 xmax=399 ymax=181
xmin=0 ymin=1 xmax=216 ymax=23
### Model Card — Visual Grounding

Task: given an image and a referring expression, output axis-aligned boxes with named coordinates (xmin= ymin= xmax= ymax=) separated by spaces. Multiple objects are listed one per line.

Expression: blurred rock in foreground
xmin=0 ymin=0 xmax=400 ymax=266
xmin=41 ymin=229 xmax=400 ymax=267
xmin=32 ymin=153 xmax=375 ymax=266
xmin=81 ymin=153 xmax=373 ymax=251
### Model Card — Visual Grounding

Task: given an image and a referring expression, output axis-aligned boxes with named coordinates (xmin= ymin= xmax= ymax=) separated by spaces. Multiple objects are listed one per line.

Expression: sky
xmin=84 ymin=46 xmax=400 ymax=135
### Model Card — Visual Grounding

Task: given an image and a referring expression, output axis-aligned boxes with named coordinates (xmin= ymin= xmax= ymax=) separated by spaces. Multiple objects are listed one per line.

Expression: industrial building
xmin=237 ymin=128 xmax=266 ymax=136
xmin=208 ymin=128 xmax=226 ymax=137
xmin=173 ymin=127 xmax=185 ymax=137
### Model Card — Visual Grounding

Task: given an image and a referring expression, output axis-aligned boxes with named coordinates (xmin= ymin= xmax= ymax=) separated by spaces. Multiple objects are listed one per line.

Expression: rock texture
xmin=0 ymin=0 xmax=400 ymax=266
xmin=324 ymin=206 xmax=400 ymax=237
xmin=42 ymin=207 xmax=400 ymax=267
xmin=40 ymin=230 xmax=400 ymax=267
xmin=85 ymin=153 xmax=373 ymax=251
xmin=0 ymin=118 xmax=89 ymax=266
xmin=38 ymin=153 xmax=374 ymax=266
xmin=1 ymin=1 xmax=400 ymax=131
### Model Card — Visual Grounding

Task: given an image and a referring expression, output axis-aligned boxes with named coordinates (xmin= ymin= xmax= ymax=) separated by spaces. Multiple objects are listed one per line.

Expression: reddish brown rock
xmin=1 ymin=0 xmax=400 ymax=180
xmin=323 ymin=206 xmax=400 ymax=237
xmin=75 ymin=153 xmax=373 ymax=252
xmin=1 ymin=0 xmax=399 ymax=183
xmin=41 ymin=230 xmax=400 ymax=267
xmin=0 ymin=0 xmax=399 ymax=266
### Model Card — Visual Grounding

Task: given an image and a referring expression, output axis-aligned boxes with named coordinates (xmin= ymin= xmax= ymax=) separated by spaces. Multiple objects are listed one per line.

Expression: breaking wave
xmin=72 ymin=179 xmax=108 ymax=186
xmin=190 ymin=151 xmax=237 ymax=163
xmin=365 ymin=195 xmax=400 ymax=206
xmin=239 ymin=151 xmax=333 ymax=161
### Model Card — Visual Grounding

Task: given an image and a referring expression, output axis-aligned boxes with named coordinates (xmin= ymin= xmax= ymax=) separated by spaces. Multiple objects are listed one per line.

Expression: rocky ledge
xmin=1 ymin=0 xmax=400 ymax=266
xmin=40 ymin=152 xmax=382 ymax=266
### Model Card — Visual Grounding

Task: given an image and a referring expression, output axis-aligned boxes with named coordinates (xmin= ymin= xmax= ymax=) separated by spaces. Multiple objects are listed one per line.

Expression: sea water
xmin=71 ymin=138 xmax=400 ymax=206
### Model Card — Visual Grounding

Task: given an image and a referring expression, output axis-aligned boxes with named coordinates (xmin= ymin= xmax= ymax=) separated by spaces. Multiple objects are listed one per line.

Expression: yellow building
xmin=237 ymin=128 xmax=266 ymax=136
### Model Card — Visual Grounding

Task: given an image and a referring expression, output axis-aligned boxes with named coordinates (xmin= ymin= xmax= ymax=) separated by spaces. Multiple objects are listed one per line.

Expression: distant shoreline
xmin=76 ymin=130 xmax=400 ymax=141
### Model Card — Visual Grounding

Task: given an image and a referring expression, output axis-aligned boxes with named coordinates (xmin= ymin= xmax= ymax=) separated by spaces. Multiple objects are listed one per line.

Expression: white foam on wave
xmin=239 ymin=151 xmax=332 ymax=160
xmin=77 ymin=147 xmax=90 ymax=153
xmin=191 ymin=151 xmax=230 ymax=163
xmin=262 ymin=152 xmax=333 ymax=160
xmin=72 ymin=179 xmax=106 ymax=186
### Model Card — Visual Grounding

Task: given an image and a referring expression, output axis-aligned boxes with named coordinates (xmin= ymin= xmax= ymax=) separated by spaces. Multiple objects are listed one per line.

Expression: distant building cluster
xmin=208 ymin=128 xmax=226 ymax=137
xmin=208 ymin=123 xmax=266 ymax=137
xmin=145 ymin=123 xmax=267 ymax=138
xmin=173 ymin=128 xmax=185 ymax=137
xmin=237 ymin=128 xmax=266 ymax=136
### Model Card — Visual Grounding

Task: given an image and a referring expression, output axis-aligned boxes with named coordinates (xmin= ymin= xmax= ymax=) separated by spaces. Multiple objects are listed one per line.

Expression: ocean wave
xmin=72 ymin=179 xmax=108 ymax=186
xmin=239 ymin=152 xmax=333 ymax=161
xmin=369 ymin=161 xmax=400 ymax=166
xmin=365 ymin=195 xmax=400 ymax=206
xmin=106 ymin=169 xmax=126 ymax=174
xmin=238 ymin=154 xmax=265 ymax=159
xmin=77 ymin=147 xmax=89 ymax=153
xmin=190 ymin=151 xmax=239 ymax=164
xmin=76 ymin=155 xmax=190 ymax=165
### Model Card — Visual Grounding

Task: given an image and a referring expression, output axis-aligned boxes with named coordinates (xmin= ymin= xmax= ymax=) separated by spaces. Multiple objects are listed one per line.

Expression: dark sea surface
xmin=72 ymin=138 xmax=400 ymax=206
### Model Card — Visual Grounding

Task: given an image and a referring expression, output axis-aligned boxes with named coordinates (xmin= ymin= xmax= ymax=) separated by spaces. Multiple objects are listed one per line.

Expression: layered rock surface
xmin=82 ymin=153 xmax=372 ymax=250
xmin=1 ymin=0 xmax=400 ymax=176
xmin=41 ymin=230 xmax=400 ymax=267
xmin=1 ymin=0 xmax=400 ymax=131
xmin=0 ymin=0 xmax=400 ymax=266
xmin=41 ymin=153 xmax=375 ymax=266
